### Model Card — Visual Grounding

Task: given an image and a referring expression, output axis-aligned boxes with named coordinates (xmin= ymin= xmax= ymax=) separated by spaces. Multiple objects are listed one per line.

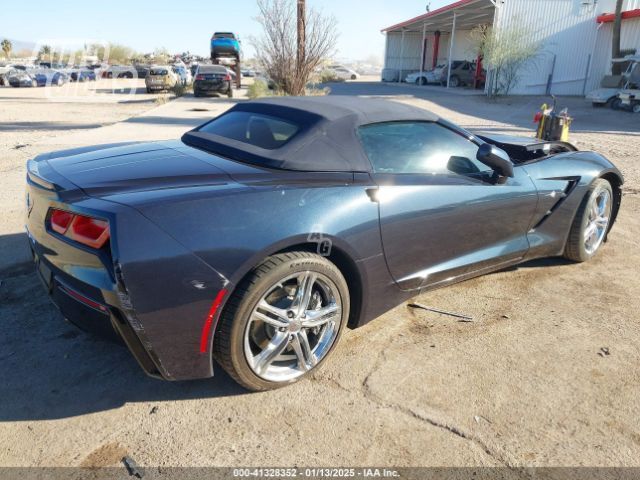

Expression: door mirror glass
xmin=476 ymin=143 xmax=514 ymax=178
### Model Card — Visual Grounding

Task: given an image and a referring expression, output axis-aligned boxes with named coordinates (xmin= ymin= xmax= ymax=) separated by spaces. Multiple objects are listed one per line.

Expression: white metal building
xmin=381 ymin=0 xmax=640 ymax=95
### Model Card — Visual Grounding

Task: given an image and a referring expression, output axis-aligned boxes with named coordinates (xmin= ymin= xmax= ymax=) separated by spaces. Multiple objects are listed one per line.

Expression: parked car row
xmin=404 ymin=60 xmax=485 ymax=88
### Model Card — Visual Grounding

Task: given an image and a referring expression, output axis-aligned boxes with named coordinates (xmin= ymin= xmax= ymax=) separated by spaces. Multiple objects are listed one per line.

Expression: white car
xmin=327 ymin=65 xmax=359 ymax=81
xmin=405 ymin=65 xmax=446 ymax=85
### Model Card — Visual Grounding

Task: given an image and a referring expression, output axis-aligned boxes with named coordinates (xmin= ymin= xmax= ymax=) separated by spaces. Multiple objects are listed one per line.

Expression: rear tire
xmin=564 ymin=179 xmax=613 ymax=263
xmin=227 ymin=87 xmax=233 ymax=98
xmin=632 ymin=104 xmax=640 ymax=114
xmin=449 ymin=75 xmax=460 ymax=88
xmin=213 ymin=252 xmax=350 ymax=391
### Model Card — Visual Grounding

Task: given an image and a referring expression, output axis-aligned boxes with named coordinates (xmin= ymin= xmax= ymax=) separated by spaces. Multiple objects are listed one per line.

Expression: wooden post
xmin=297 ymin=0 xmax=306 ymax=73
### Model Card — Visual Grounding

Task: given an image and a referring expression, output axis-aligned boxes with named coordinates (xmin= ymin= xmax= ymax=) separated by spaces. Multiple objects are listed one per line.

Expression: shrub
xmin=319 ymin=70 xmax=344 ymax=83
xmin=248 ymin=79 xmax=271 ymax=99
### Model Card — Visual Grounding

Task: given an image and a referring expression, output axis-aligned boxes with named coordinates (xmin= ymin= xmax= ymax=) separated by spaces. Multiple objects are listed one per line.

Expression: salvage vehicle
xmin=405 ymin=64 xmax=446 ymax=85
xmin=440 ymin=60 xmax=484 ymax=87
xmin=8 ymin=68 xmax=68 ymax=87
xmin=172 ymin=65 xmax=192 ymax=86
xmin=325 ymin=65 xmax=359 ymax=81
xmin=69 ymin=67 xmax=97 ymax=82
xmin=145 ymin=66 xmax=178 ymax=92
xmin=211 ymin=32 xmax=241 ymax=61
xmin=25 ymin=97 xmax=623 ymax=391
xmin=193 ymin=64 xmax=233 ymax=97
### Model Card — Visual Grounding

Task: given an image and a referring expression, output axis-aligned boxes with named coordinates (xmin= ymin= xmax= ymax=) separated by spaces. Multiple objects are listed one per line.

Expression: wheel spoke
xmin=292 ymin=271 xmax=317 ymax=315
xmin=253 ymin=332 xmax=290 ymax=375
xmin=255 ymin=301 xmax=289 ymax=328
xmin=290 ymin=330 xmax=316 ymax=371
xmin=595 ymin=216 xmax=609 ymax=228
xmin=302 ymin=304 xmax=340 ymax=329
xmin=584 ymin=223 xmax=597 ymax=243
xmin=598 ymin=193 xmax=609 ymax=216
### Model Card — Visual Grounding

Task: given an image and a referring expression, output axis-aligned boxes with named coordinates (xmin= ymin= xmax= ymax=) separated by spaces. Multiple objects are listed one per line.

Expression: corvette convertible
xmin=25 ymin=97 xmax=623 ymax=391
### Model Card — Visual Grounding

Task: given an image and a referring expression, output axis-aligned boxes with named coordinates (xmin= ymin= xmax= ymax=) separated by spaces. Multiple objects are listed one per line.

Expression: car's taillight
xmin=48 ymin=208 xmax=110 ymax=249
xmin=224 ymin=74 xmax=231 ymax=81
xmin=195 ymin=74 xmax=205 ymax=80
xmin=50 ymin=209 xmax=74 ymax=234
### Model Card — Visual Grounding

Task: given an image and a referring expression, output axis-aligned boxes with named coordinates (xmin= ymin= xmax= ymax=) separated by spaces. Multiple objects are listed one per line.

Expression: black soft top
xmin=182 ymin=96 xmax=440 ymax=172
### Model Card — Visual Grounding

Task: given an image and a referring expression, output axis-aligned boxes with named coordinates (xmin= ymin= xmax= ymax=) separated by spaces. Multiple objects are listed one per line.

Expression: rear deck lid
xmin=46 ymin=141 xmax=232 ymax=197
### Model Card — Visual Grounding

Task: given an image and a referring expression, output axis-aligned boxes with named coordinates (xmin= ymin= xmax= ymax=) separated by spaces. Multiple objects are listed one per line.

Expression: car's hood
xmin=45 ymin=140 xmax=233 ymax=197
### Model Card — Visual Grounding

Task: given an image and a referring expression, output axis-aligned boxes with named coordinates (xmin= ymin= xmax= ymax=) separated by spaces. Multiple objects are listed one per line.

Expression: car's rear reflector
xmin=48 ymin=208 xmax=110 ymax=249
xmin=195 ymin=74 xmax=205 ymax=81
xmin=58 ymin=281 xmax=108 ymax=313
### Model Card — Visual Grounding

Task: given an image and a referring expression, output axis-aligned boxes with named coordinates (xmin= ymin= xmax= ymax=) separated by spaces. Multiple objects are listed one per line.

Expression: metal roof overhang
xmin=381 ymin=0 xmax=496 ymax=34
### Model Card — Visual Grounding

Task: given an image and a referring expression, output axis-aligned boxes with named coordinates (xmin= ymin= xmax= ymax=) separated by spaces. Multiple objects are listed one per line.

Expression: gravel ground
xmin=0 ymin=79 xmax=639 ymax=469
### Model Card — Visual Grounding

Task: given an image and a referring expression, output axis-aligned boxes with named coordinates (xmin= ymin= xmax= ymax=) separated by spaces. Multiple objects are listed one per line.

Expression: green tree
xmin=38 ymin=44 xmax=52 ymax=61
xmin=471 ymin=24 xmax=541 ymax=97
xmin=1 ymin=39 xmax=12 ymax=59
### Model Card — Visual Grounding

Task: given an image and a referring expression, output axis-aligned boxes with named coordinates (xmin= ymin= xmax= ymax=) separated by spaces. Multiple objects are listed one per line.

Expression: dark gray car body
xmin=25 ymin=97 xmax=623 ymax=381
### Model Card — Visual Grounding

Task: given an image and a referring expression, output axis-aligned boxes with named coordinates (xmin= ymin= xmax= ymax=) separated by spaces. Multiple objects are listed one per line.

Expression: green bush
xmin=170 ymin=82 xmax=192 ymax=98
xmin=319 ymin=70 xmax=344 ymax=83
xmin=248 ymin=79 xmax=271 ymax=99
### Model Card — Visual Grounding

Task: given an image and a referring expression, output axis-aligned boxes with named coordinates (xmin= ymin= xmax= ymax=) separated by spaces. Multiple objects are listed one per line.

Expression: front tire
xmin=564 ymin=179 xmax=613 ymax=262
xmin=213 ymin=252 xmax=350 ymax=391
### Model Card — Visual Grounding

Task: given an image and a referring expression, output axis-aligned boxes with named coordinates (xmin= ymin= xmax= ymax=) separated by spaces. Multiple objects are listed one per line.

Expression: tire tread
xmin=213 ymin=251 xmax=339 ymax=390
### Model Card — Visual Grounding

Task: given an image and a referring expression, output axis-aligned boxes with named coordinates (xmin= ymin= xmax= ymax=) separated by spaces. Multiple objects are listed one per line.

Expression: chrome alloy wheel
xmin=584 ymin=189 xmax=612 ymax=255
xmin=243 ymin=271 xmax=342 ymax=382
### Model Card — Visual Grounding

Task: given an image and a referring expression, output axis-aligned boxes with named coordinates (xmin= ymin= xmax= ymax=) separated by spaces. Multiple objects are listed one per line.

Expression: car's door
xmin=358 ymin=121 xmax=539 ymax=291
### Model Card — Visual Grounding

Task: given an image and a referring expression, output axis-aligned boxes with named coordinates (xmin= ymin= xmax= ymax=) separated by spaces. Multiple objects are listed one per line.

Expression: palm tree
xmin=612 ymin=0 xmax=624 ymax=74
xmin=1 ymin=39 xmax=12 ymax=59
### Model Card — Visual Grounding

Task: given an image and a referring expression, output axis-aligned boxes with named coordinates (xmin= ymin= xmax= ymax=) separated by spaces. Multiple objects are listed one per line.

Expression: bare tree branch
xmin=252 ymin=0 xmax=337 ymax=96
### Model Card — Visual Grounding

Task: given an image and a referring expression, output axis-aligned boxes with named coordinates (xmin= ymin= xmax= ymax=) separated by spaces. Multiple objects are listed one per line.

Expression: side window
xmin=358 ymin=122 xmax=492 ymax=176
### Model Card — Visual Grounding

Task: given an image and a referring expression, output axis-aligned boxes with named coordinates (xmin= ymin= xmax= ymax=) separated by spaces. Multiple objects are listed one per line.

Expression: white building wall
xmin=384 ymin=32 xmax=426 ymax=73
xmin=383 ymin=0 xmax=639 ymax=92
xmin=496 ymin=0 xmax=620 ymax=95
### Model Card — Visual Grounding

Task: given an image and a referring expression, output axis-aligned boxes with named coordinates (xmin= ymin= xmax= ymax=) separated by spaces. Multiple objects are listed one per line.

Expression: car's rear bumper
xmin=26 ymin=226 xmax=164 ymax=378
xmin=25 ymin=163 xmax=226 ymax=382
xmin=194 ymin=81 xmax=230 ymax=95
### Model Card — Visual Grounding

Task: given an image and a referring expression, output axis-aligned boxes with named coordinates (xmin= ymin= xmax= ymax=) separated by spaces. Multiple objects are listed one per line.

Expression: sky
xmin=1 ymin=0 xmax=452 ymax=61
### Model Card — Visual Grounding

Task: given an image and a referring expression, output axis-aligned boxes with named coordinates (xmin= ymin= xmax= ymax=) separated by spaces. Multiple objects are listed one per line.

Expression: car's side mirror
xmin=476 ymin=143 xmax=514 ymax=179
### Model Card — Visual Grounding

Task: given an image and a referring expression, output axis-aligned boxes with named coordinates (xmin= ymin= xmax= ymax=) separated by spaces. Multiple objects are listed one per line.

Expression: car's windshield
xmin=214 ymin=32 xmax=235 ymax=39
xmin=150 ymin=69 xmax=168 ymax=76
xmin=198 ymin=111 xmax=299 ymax=150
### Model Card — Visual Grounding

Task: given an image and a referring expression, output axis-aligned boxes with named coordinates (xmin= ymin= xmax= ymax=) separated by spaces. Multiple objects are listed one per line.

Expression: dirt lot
xmin=0 ymin=78 xmax=639 ymax=469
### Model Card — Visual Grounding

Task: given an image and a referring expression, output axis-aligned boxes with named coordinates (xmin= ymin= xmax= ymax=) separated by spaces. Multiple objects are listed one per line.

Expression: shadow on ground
xmin=0 ymin=232 xmax=246 ymax=422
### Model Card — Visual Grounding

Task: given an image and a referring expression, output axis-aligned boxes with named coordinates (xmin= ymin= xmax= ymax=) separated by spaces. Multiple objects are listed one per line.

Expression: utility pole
xmin=612 ymin=0 xmax=623 ymax=74
xmin=297 ymin=0 xmax=306 ymax=73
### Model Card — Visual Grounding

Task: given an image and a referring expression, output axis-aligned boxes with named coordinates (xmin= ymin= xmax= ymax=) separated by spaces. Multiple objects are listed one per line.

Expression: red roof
xmin=597 ymin=8 xmax=640 ymax=23
xmin=381 ymin=0 xmax=478 ymax=32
